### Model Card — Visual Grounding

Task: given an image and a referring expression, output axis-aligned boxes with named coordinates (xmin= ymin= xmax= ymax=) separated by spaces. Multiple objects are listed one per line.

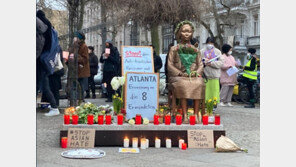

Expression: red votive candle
xmin=61 ymin=137 xmax=67 ymax=148
xmin=87 ymin=114 xmax=94 ymax=125
xmin=135 ymin=114 xmax=142 ymax=125
xmin=178 ymin=109 xmax=183 ymax=115
xmin=215 ymin=114 xmax=220 ymax=125
xmin=154 ymin=114 xmax=159 ymax=125
xmin=64 ymin=114 xmax=70 ymax=125
xmin=117 ymin=114 xmax=123 ymax=125
xmin=98 ymin=115 xmax=104 ymax=125
xmin=190 ymin=115 xmax=196 ymax=125
xmin=165 ymin=115 xmax=171 ymax=125
xmin=105 ymin=114 xmax=112 ymax=125
xmin=176 ymin=114 xmax=182 ymax=125
xmin=121 ymin=108 xmax=126 ymax=115
xmin=182 ymin=143 xmax=187 ymax=150
xmin=202 ymin=115 xmax=208 ymax=125
xmin=72 ymin=114 xmax=78 ymax=125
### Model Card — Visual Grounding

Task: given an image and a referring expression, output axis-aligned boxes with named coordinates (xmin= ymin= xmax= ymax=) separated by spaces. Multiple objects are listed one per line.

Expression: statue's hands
xmin=182 ymin=73 xmax=189 ymax=77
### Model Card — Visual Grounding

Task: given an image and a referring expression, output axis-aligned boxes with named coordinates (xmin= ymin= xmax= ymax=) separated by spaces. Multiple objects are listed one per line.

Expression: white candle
xmin=179 ymin=139 xmax=184 ymax=149
xmin=123 ymin=138 xmax=129 ymax=148
xmin=146 ymin=139 xmax=149 ymax=148
xmin=132 ymin=137 xmax=138 ymax=148
xmin=155 ymin=138 xmax=161 ymax=148
xmin=140 ymin=138 xmax=146 ymax=149
xmin=166 ymin=139 xmax=172 ymax=148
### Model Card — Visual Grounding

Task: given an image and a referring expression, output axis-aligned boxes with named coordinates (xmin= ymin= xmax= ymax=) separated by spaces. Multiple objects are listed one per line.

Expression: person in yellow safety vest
xmin=240 ymin=48 xmax=258 ymax=108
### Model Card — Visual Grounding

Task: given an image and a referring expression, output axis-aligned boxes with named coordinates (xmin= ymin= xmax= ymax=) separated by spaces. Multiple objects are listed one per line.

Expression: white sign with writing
xmin=121 ymin=46 xmax=154 ymax=75
xmin=125 ymin=72 xmax=159 ymax=120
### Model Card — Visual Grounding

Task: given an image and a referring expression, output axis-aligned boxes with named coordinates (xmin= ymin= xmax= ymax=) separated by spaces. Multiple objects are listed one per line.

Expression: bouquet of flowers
xmin=111 ymin=76 xmax=125 ymax=114
xmin=75 ymin=103 xmax=110 ymax=124
xmin=216 ymin=135 xmax=248 ymax=153
xmin=176 ymin=43 xmax=199 ymax=76
xmin=112 ymin=93 xmax=123 ymax=115
xmin=206 ymin=97 xmax=217 ymax=116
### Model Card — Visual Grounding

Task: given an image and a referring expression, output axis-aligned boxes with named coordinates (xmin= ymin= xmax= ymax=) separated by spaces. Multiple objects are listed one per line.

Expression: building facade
xmin=74 ymin=0 xmax=260 ymax=66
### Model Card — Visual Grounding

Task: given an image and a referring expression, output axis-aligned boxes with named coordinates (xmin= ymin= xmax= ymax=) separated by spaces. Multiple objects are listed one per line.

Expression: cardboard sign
xmin=125 ymin=72 xmax=159 ymax=120
xmin=67 ymin=128 xmax=95 ymax=148
xmin=187 ymin=130 xmax=214 ymax=148
xmin=121 ymin=46 xmax=154 ymax=76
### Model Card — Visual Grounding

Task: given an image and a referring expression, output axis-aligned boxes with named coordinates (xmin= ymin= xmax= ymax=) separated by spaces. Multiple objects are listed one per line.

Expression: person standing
xmin=219 ymin=44 xmax=238 ymax=107
xmin=74 ymin=31 xmax=90 ymax=101
xmin=85 ymin=46 xmax=98 ymax=99
xmin=150 ymin=45 xmax=163 ymax=73
xmin=100 ymin=39 xmax=120 ymax=102
xmin=241 ymin=48 xmax=258 ymax=108
xmin=200 ymin=37 xmax=224 ymax=105
xmin=37 ymin=10 xmax=60 ymax=116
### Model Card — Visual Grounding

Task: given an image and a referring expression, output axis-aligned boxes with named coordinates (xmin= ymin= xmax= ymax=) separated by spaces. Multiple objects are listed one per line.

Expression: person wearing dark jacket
xmin=150 ymin=45 xmax=163 ymax=73
xmin=100 ymin=39 xmax=120 ymax=102
xmin=73 ymin=31 xmax=91 ymax=101
xmin=85 ymin=46 xmax=99 ymax=99
xmin=241 ymin=48 xmax=258 ymax=108
xmin=37 ymin=10 xmax=60 ymax=116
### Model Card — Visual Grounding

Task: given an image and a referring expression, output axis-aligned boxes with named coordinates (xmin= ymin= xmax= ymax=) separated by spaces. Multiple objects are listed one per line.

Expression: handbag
xmin=54 ymin=52 xmax=63 ymax=72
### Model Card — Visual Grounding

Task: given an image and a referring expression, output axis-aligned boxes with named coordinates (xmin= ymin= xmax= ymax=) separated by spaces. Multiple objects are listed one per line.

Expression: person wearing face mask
xmin=200 ymin=37 xmax=224 ymax=106
xmin=100 ymin=39 xmax=120 ymax=102
xmin=219 ymin=44 xmax=239 ymax=107
xmin=241 ymin=48 xmax=258 ymax=108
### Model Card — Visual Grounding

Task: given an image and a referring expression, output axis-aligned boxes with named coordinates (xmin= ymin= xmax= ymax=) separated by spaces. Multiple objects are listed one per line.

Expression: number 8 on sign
xmin=142 ymin=92 xmax=147 ymax=100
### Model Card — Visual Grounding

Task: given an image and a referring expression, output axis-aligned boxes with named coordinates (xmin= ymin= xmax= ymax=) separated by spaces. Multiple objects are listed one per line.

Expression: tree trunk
xmin=101 ymin=2 xmax=107 ymax=51
xmin=151 ymin=24 xmax=159 ymax=55
xmin=211 ymin=0 xmax=224 ymax=49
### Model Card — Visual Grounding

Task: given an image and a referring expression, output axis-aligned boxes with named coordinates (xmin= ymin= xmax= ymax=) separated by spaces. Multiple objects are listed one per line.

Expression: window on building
xmin=254 ymin=14 xmax=259 ymax=36
xmin=130 ymin=22 xmax=139 ymax=45
xmin=162 ymin=25 xmax=174 ymax=54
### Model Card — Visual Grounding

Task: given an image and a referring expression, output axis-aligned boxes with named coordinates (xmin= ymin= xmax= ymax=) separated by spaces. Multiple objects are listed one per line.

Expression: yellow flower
xmin=115 ymin=93 xmax=119 ymax=97
xmin=160 ymin=109 xmax=164 ymax=113
xmin=208 ymin=99 xmax=212 ymax=103
xmin=113 ymin=95 xmax=116 ymax=99
xmin=214 ymin=102 xmax=217 ymax=105
xmin=213 ymin=97 xmax=217 ymax=101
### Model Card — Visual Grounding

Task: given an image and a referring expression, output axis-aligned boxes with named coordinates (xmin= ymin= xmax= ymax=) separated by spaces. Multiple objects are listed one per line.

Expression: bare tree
xmin=194 ymin=0 xmax=246 ymax=49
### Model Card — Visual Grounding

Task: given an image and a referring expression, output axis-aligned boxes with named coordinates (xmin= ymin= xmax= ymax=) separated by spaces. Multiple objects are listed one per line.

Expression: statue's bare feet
xmin=183 ymin=118 xmax=189 ymax=124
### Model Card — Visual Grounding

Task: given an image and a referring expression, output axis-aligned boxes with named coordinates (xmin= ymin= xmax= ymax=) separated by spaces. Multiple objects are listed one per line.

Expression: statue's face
xmin=180 ymin=24 xmax=193 ymax=42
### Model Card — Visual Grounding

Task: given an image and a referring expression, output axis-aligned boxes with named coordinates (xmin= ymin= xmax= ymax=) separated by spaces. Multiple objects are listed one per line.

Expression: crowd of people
xmin=37 ymin=12 xmax=258 ymax=117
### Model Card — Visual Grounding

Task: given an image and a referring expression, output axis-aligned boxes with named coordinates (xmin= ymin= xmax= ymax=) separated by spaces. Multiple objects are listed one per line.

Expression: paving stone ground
xmin=37 ymin=94 xmax=260 ymax=167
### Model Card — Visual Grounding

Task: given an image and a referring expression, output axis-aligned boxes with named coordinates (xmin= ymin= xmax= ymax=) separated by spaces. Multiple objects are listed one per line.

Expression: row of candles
xmin=123 ymin=137 xmax=187 ymax=150
xmin=61 ymin=137 xmax=187 ymax=150
xmin=64 ymin=114 xmax=220 ymax=125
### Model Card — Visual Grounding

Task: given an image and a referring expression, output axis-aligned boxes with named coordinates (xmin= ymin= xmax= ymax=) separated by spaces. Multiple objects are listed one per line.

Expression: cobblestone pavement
xmin=37 ymin=95 xmax=259 ymax=167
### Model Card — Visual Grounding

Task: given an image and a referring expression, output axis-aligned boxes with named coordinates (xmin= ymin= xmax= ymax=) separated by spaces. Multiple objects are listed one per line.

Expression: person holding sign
xmin=167 ymin=20 xmax=205 ymax=123
xmin=200 ymin=37 xmax=224 ymax=107
xmin=100 ymin=39 xmax=120 ymax=102
xmin=219 ymin=44 xmax=239 ymax=107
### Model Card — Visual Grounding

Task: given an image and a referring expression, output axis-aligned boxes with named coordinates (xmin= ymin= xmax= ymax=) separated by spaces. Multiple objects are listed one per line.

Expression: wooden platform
xmin=60 ymin=124 xmax=225 ymax=147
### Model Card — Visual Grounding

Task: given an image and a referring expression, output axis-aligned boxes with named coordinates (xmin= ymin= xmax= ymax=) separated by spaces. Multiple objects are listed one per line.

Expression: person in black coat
xmin=100 ymin=39 xmax=120 ymax=102
xmin=150 ymin=45 xmax=163 ymax=73
xmin=85 ymin=46 xmax=99 ymax=99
